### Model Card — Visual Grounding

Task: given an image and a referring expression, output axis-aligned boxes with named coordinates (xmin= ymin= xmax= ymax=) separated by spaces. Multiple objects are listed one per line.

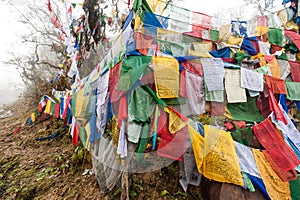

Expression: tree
xmin=244 ymin=0 xmax=276 ymax=16
xmin=4 ymin=0 xmax=71 ymax=104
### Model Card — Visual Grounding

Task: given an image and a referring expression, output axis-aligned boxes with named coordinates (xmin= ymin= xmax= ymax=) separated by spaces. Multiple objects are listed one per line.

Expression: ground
xmin=0 ymin=100 xmax=202 ymax=200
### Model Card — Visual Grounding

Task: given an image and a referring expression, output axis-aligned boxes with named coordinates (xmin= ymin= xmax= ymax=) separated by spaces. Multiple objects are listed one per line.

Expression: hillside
xmin=0 ymin=100 xmax=202 ymax=200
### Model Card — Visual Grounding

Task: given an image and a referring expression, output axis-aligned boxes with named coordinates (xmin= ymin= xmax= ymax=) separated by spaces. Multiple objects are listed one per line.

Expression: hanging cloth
xmin=277 ymin=59 xmax=291 ymax=80
xmin=284 ymin=30 xmax=300 ymax=51
xmin=268 ymin=28 xmax=283 ymax=46
xmin=290 ymin=176 xmax=300 ymax=200
xmin=180 ymin=70 xmax=187 ymax=98
xmin=240 ymin=67 xmax=264 ymax=92
xmin=201 ymin=58 xmax=225 ymax=91
xmin=264 ymin=74 xmax=287 ymax=94
xmin=201 ymin=125 xmax=244 ymax=186
xmin=153 ymin=56 xmax=180 ymax=98
xmin=270 ymin=103 xmax=300 ymax=154
xmin=157 ymin=125 xmax=187 ymax=162
xmin=127 ymin=86 xmax=156 ymax=143
xmin=268 ymin=89 xmax=288 ymax=125
xmin=286 ymin=81 xmax=300 ymax=101
xmin=234 ymin=142 xmax=260 ymax=178
xmin=226 ymin=97 xmax=265 ymax=122
xmin=117 ymin=56 xmax=152 ymax=91
xmin=252 ymin=118 xmax=300 ymax=172
xmin=181 ymin=60 xmax=204 ymax=77
xmin=252 ymin=149 xmax=291 ymax=200
xmin=289 ymin=61 xmax=300 ymax=82
xmin=224 ymin=68 xmax=247 ymax=103
xmin=185 ymin=70 xmax=205 ymax=115
xmin=256 ymin=16 xmax=269 ymax=36
xmin=264 ymin=55 xmax=281 ymax=78
xmin=263 ymin=150 xmax=297 ymax=182
xmin=109 ymin=62 xmax=122 ymax=102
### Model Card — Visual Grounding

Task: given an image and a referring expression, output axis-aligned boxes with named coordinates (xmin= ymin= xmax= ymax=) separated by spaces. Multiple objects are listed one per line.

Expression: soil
xmin=0 ymin=100 xmax=202 ymax=200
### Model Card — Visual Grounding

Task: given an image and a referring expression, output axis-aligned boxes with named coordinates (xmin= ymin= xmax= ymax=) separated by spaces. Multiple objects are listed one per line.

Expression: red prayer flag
xmin=263 ymin=150 xmax=297 ymax=182
xmin=181 ymin=60 xmax=203 ymax=76
xmin=268 ymin=89 xmax=288 ymax=124
xmin=109 ymin=62 xmax=122 ymax=102
xmin=191 ymin=12 xmax=212 ymax=30
xmin=289 ymin=61 xmax=300 ymax=82
xmin=157 ymin=125 xmax=187 ymax=162
xmin=50 ymin=12 xmax=61 ymax=28
xmin=47 ymin=0 xmax=52 ymax=12
xmin=54 ymin=103 xmax=60 ymax=119
xmin=257 ymin=16 xmax=268 ymax=27
xmin=72 ymin=121 xmax=80 ymax=146
xmin=252 ymin=118 xmax=300 ymax=172
xmin=180 ymin=70 xmax=187 ymax=98
xmin=284 ymin=30 xmax=300 ymax=51
xmin=264 ymin=74 xmax=287 ymax=94
xmin=117 ymin=96 xmax=128 ymax=128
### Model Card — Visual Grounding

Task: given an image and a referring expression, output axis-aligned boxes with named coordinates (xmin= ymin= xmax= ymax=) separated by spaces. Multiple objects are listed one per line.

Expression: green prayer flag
xmin=276 ymin=52 xmax=288 ymax=60
xmin=117 ymin=56 xmax=152 ymax=90
xmin=71 ymin=92 xmax=77 ymax=117
xmin=157 ymin=39 xmax=187 ymax=56
xmin=268 ymin=28 xmax=283 ymax=46
xmin=227 ymin=97 xmax=265 ymax=122
xmin=79 ymin=126 xmax=87 ymax=148
xmin=210 ymin=30 xmax=219 ymax=41
xmin=132 ymin=0 xmax=153 ymax=22
xmin=286 ymin=81 xmax=300 ymax=101
xmin=255 ymin=66 xmax=270 ymax=75
xmin=136 ymin=123 xmax=150 ymax=162
xmin=128 ymin=87 xmax=156 ymax=122
xmin=230 ymin=125 xmax=253 ymax=146
xmin=51 ymin=101 xmax=56 ymax=115
xmin=290 ymin=177 xmax=300 ymax=200
xmin=234 ymin=52 xmax=250 ymax=63
xmin=283 ymin=43 xmax=298 ymax=52
xmin=242 ymin=172 xmax=255 ymax=192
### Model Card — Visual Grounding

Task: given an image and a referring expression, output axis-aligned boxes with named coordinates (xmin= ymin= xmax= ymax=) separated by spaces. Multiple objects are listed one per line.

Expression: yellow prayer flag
xmin=283 ymin=20 xmax=299 ymax=32
xmin=74 ymin=88 xmax=89 ymax=120
xmin=277 ymin=9 xmax=288 ymax=25
xmin=189 ymin=123 xmax=244 ymax=186
xmin=188 ymin=123 xmax=204 ymax=172
xmin=256 ymin=26 xmax=269 ymax=36
xmin=134 ymin=15 xmax=141 ymax=31
xmin=164 ymin=107 xmax=187 ymax=134
xmin=219 ymin=24 xmax=232 ymax=41
xmin=226 ymin=35 xmax=243 ymax=46
xmin=85 ymin=122 xmax=91 ymax=150
xmin=188 ymin=49 xmax=213 ymax=58
xmin=202 ymin=125 xmax=244 ymax=186
xmin=31 ymin=113 xmax=35 ymax=123
xmin=252 ymin=149 xmax=291 ymax=200
xmin=153 ymin=56 xmax=179 ymax=98
xmin=147 ymin=0 xmax=167 ymax=15
xmin=45 ymin=100 xmax=52 ymax=115
xmin=268 ymin=57 xmax=281 ymax=78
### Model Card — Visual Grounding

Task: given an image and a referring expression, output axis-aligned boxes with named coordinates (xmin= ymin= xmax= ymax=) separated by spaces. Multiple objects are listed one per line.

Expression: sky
xmin=177 ymin=0 xmax=284 ymax=19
